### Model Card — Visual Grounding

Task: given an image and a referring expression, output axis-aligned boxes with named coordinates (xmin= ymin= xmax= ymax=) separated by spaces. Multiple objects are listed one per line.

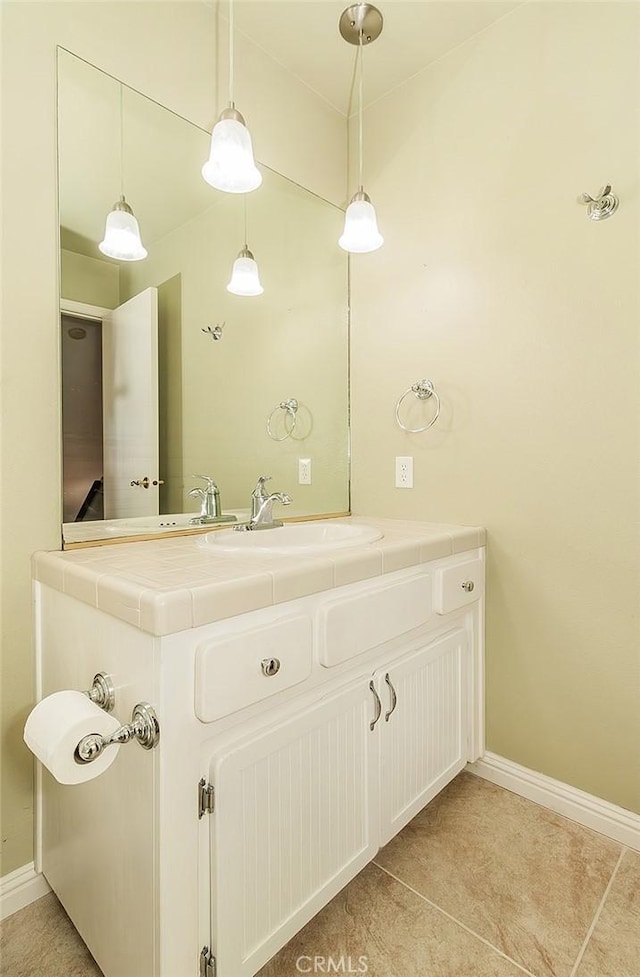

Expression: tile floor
xmin=2 ymin=773 xmax=638 ymax=977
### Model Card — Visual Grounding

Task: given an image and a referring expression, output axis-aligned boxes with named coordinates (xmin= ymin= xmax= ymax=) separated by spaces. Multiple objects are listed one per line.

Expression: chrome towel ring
xmin=395 ymin=379 xmax=441 ymax=433
xmin=267 ymin=398 xmax=298 ymax=441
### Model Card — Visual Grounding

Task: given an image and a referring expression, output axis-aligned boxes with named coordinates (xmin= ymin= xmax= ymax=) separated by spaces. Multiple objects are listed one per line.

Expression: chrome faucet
xmin=189 ymin=475 xmax=236 ymax=525
xmin=235 ymin=475 xmax=292 ymax=531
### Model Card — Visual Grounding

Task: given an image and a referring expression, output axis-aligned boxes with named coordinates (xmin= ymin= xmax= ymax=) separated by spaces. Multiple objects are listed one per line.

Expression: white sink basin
xmin=204 ymin=522 xmax=383 ymax=555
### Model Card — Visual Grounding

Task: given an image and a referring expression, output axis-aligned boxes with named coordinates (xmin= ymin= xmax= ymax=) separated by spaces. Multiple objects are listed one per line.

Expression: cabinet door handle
xmin=384 ymin=673 xmax=397 ymax=722
xmin=369 ymin=680 xmax=382 ymax=731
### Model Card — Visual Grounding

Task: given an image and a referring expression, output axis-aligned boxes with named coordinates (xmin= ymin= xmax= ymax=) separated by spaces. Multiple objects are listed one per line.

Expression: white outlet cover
xmin=298 ymin=458 xmax=312 ymax=485
xmin=395 ymin=456 xmax=413 ymax=488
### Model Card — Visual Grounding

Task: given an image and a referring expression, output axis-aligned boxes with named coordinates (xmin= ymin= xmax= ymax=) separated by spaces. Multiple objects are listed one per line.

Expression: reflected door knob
xmin=130 ymin=477 xmax=165 ymax=489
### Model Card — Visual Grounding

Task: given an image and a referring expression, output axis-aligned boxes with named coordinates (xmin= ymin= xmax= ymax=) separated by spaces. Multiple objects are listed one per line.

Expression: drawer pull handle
xmin=384 ymin=673 xmax=397 ymax=722
xmin=461 ymin=580 xmax=475 ymax=593
xmin=261 ymin=657 xmax=281 ymax=677
xmin=369 ymin=680 xmax=382 ymax=731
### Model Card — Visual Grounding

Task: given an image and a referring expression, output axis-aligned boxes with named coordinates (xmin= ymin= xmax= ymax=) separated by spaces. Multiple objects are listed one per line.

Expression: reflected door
xmin=102 ymin=288 xmax=159 ymax=519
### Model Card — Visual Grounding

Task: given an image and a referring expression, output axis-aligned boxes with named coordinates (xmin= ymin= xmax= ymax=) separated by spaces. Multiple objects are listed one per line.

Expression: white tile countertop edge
xmin=32 ymin=517 xmax=486 ymax=636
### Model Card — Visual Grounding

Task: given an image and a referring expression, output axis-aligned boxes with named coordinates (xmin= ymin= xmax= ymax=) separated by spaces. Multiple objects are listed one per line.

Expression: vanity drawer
xmin=318 ymin=572 xmax=433 ymax=668
xmin=195 ymin=615 xmax=313 ymax=722
xmin=434 ymin=558 xmax=484 ymax=614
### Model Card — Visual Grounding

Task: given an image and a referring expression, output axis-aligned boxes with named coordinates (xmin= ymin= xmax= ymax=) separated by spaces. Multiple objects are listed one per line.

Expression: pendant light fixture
xmin=338 ymin=3 xmax=384 ymax=253
xmin=99 ymin=84 xmax=147 ymax=262
xmin=202 ymin=0 xmax=262 ymax=194
xmin=227 ymin=196 xmax=263 ymax=296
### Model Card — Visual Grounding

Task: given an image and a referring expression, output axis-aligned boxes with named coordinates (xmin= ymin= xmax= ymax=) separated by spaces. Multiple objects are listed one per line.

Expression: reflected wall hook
xmin=202 ymin=323 xmax=225 ymax=341
xmin=580 ymin=185 xmax=618 ymax=221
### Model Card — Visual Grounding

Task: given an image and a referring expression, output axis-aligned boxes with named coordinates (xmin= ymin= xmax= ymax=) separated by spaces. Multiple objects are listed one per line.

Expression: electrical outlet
xmin=395 ymin=456 xmax=413 ymax=488
xmin=298 ymin=458 xmax=312 ymax=485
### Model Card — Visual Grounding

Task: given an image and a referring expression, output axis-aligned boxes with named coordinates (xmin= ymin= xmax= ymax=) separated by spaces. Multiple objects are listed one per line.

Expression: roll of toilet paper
xmin=24 ymin=690 xmax=122 ymax=785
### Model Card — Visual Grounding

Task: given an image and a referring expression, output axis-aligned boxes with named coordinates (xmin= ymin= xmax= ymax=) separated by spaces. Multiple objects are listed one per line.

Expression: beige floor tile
xmin=257 ymin=862 xmax=529 ymax=977
xmin=575 ymin=848 xmax=640 ymax=977
xmin=0 ymin=893 xmax=103 ymax=977
xmin=374 ymin=773 xmax=622 ymax=977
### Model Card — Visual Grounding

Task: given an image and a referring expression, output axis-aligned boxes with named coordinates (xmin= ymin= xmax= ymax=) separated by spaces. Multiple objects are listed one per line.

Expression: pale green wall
xmin=60 ymin=249 xmax=119 ymax=309
xmin=351 ymin=1 xmax=640 ymax=813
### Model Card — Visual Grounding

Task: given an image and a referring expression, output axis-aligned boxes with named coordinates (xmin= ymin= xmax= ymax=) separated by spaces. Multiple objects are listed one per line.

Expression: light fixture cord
xmin=228 ymin=0 xmax=235 ymax=107
xmin=119 ymin=83 xmax=124 ymax=198
xmin=358 ymin=30 xmax=364 ymax=190
xmin=243 ymin=193 xmax=248 ymax=248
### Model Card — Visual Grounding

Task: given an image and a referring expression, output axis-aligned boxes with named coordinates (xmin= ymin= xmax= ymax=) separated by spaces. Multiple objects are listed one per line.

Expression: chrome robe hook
xmin=580 ymin=185 xmax=618 ymax=221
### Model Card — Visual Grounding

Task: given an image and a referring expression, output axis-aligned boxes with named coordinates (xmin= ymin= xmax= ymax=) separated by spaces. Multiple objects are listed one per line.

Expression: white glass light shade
xmin=202 ymin=108 xmax=262 ymax=194
xmin=226 ymin=247 xmax=263 ymax=296
xmin=98 ymin=198 xmax=147 ymax=261
xmin=338 ymin=189 xmax=383 ymax=254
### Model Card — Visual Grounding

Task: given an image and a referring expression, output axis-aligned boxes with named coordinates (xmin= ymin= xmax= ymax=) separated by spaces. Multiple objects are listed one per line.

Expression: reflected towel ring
xmin=395 ymin=379 xmax=441 ymax=433
xmin=267 ymin=398 xmax=299 ymax=441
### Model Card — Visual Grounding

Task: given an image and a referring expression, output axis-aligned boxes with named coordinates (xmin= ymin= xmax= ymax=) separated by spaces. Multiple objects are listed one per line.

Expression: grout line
xmin=568 ymin=848 xmax=627 ymax=977
xmin=372 ymin=861 xmax=538 ymax=977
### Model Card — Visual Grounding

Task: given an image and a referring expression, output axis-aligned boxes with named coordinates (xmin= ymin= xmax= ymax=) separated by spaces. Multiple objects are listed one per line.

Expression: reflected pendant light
xmin=338 ymin=3 xmax=384 ymax=253
xmin=227 ymin=196 xmax=263 ymax=296
xmin=99 ymin=84 xmax=147 ymax=262
xmin=202 ymin=0 xmax=262 ymax=193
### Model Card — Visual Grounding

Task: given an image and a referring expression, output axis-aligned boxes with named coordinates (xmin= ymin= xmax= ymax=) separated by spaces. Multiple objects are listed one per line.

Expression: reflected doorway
xmin=61 ymin=312 xmax=104 ymax=522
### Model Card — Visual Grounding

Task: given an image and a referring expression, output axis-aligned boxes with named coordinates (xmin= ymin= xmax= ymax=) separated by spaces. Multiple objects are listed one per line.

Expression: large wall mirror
xmin=58 ymin=49 xmax=350 ymax=545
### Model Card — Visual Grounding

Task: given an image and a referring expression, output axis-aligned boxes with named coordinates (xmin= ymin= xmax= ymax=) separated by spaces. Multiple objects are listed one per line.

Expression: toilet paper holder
xmin=84 ymin=672 xmax=116 ymax=713
xmin=75 ymin=702 xmax=160 ymax=765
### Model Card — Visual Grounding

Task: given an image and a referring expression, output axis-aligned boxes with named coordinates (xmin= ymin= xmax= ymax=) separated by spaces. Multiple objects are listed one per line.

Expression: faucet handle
xmin=191 ymin=474 xmax=219 ymax=492
xmin=253 ymin=474 xmax=272 ymax=495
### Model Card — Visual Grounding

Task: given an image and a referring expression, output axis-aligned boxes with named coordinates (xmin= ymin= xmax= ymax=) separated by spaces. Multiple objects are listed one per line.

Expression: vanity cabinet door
xmin=376 ymin=627 xmax=468 ymax=846
xmin=208 ymin=681 xmax=378 ymax=977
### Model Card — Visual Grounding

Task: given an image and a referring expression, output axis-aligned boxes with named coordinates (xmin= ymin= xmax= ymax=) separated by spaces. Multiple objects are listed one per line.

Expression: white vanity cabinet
xmin=209 ymin=680 xmax=378 ymax=977
xmin=206 ymin=623 xmax=470 ymax=977
xmin=33 ymin=527 xmax=485 ymax=977
xmin=375 ymin=627 xmax=468 ymax=845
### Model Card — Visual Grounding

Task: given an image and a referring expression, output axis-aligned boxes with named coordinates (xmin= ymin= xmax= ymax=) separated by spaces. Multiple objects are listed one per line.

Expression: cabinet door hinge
xmin=198 ymin=778 xmax=215 ymax=818
xmin=199 ymin=945 xmax=216 ymax=977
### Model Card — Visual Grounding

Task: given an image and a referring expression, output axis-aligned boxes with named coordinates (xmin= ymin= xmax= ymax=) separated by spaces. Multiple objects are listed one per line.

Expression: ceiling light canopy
xmin=338 ymin=3 xmax=384 ymax=254
xmin=202 ymin=0 xmax=262 ymax=194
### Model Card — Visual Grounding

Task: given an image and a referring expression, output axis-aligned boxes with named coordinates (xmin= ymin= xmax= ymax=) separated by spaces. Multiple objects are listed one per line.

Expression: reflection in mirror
xmin=58 ymin=49 xmax=350 ymax=545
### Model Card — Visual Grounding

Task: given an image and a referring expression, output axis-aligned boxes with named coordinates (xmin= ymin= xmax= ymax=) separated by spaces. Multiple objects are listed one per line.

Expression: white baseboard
xmin=468 ymin=752 xmax=640 ymax=852
xmin=0 ymin=862 xmax=51 ymax=921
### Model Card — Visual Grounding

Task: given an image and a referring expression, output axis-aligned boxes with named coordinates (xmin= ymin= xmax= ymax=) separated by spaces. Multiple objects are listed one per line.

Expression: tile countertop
xmin=32 ymin=517 xmax=486 ymax=637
